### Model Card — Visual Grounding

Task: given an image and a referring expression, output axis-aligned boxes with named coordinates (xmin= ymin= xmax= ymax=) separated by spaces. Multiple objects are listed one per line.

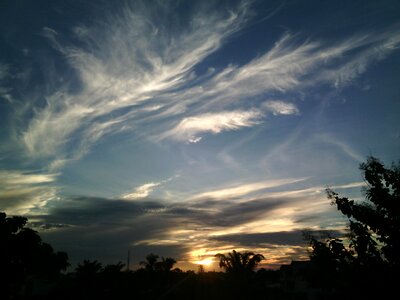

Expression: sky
xmin=0 ymin=0 xmax=399 ymax=271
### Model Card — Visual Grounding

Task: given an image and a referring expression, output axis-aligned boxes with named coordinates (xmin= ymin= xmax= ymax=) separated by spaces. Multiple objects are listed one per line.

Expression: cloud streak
xmin=9 ymin=0 xmax=399 ymax=170
xmin=0 ymin=170 xmax=59 ymax=214
xmin=190 ymin=177 xmax=308 ymax=201
xmin=161 ymin=109 xmax=263 ymax=143
xmin=262 ymin=100 xmax=299 ymax=116
xmin=121 ymin=182 xmax=162 ymax=200
xmin=18 ymin=1 xmax=252 ymax=162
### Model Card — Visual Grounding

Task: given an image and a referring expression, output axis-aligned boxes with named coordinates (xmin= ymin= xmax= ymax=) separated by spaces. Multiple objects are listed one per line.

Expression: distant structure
xmin=127 ymin=249 xmax=130 ymax=271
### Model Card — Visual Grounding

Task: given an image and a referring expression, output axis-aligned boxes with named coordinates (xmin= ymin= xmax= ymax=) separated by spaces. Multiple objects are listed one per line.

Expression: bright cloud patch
xmin=12 ymin=6 xmax=400 ymax=162
xmin=121 ymin=182 xmax=161 ymax=200
xmin=17 ymin=2 xmax=250 ymax=161
xmin=0 ymin=170 xmax=59 ymax=214
xmin=190 ymin=177 xmax=308 ymax=201
xmin=163 ymin=110 xmax=263 ymax=143
xmin=262 ymin=100 xmax=299 ymax=116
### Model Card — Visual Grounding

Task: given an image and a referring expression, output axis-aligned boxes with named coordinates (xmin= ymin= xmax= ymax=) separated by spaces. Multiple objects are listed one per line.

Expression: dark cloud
xmin=169 ymin=197 xmax=290 ymax=227
xmin=38 ymin=195 xmax=288 ymax=233
xmin=35 ymin=196 xmax=183 ymax=267
xmin=293 ymin=215 xmax=322 ymax=224
xmin=41 ymin=196 xmax=166 ymax=225
xmin=33 ymin=195 xmax=300 ymax=268
xmin=209 ymin=229 xmax=345 ymax=247
xmin=208 ymin=198 xmax=288 ymax=227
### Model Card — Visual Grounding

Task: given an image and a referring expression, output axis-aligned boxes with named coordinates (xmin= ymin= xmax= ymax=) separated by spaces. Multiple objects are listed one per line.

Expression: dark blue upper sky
xmin=1 ymin=0 xmax=399 ymax=270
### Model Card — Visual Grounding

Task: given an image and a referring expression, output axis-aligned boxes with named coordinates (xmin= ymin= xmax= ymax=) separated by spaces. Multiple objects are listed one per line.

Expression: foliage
xmin=75 ymin=260 xmax=103 ymax=277
xmin=215 ymin=250 xmax=265 ymax=275
xmin=0 ymin=211 xmax=69 ymax=299
xmin=307 ymin=156 xmax=400 ymax=296
xmin=140 ymin=252 xmax=159 ymax=271
xmin=155 ymin=256 xmax=177 ymax=272
xmin=139 ymin=252 xmax=177 ymax=272
xmin=323 ymin=156 xmax=400 ymax=267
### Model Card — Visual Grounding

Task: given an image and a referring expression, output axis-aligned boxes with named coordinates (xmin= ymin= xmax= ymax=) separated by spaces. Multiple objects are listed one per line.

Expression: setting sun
xmin=194 ymin=258 xmax=214 ymax=266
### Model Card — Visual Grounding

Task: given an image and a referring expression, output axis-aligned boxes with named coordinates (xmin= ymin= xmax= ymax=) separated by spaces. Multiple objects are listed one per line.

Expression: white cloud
xmin=121 ymin=182 xmax=161 ymax=200
xmin=161 ymin=110 xmax=263 ymax=143
xmin=121 ymin=176 xmax=177 ymax=200
xmin=261 ymin=181 xmax=366 ymax=199
xmin=0 ymin=170 xmax=59 ymax=214
xmin=19 ymin=1 xmax=251 ymax=160
xmin=173 ymin=29 xmax=400 ymax=115
xmin=313 ymin=30 xmax=400 ymax=88
xmin=2 ymin=171 xmax=57 ymax=185
xmin=262 ymin=100 xmax=299 ymax=115
xmin=190 ymin=177 xmax=308 ymax=201
xmin=12 ymin=0 xmax=400 ymax=166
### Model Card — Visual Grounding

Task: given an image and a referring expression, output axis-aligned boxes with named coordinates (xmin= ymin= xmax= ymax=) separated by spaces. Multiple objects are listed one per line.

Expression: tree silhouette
xmin=139 ymin=253 xmax=177 ymax=272
xmin=140 ymin=253 xmax=159 ymax=271
xmin=155 ymin=256 xmax=177 ymax=272
xmin=215 ymin=250 xmax=264 ymax=274
xmin=75 ymin=260 xmax=103 ymax=278
xmin=0 ymin=211 xmax=69 ymax=299
xmin=307 ymin=156 xmax=400 ymax=297
xmin=102 ymin=261 xmax=125 ymax=274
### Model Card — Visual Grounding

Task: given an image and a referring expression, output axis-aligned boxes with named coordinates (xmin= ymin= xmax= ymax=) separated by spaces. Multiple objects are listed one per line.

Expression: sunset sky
xmin=1 ymin=0 xmax=399 ymax=270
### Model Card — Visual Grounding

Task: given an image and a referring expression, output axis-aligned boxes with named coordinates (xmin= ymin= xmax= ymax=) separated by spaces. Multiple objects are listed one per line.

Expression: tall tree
xmin=326 ymin=156 xmax=400 ymax=267
xmin=308 ymin=156 xmax=400 ymax=296
xmin=140 ymin=253 xmax=159 ymax=271
xmin=215 ymin=250 xmax=264 ymax=274
xmin=75 ymin=260 xmax=103 ymax=278
xmin=155 ymin=257 xmax=177 ymax=272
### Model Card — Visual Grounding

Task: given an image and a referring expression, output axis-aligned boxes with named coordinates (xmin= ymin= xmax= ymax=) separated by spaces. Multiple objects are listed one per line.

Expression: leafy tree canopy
xmin=307 ymin=156 xmax=400 ymax=291
xmin=1 ymin=211 xmax=69 ymax=298
xmin=215 ymin=250 xmax=264 ymax=275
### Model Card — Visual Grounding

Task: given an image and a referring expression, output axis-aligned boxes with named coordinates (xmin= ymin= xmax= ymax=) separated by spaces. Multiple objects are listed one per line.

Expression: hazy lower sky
xmin=1 ymin=0 xmax=399 ymax=270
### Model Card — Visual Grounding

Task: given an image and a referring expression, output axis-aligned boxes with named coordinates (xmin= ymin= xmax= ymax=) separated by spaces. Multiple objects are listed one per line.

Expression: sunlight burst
xmin=194 ymin=258 xmax=214 ymax=266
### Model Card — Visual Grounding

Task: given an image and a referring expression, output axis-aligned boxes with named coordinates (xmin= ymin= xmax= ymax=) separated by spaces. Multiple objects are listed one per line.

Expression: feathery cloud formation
xmin=15 ymin=4 xmax=400 ymax=168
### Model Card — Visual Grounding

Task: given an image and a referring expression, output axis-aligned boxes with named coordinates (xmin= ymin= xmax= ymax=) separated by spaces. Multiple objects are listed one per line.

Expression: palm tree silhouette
xmin=155 ymin=257 xmax=177 ymax=272
xmin=140 ymin=253 xmax=159 ymax=271
xmin=215 ymin=250 xmax=264 ymax=274
xmin=75 ymin=260 xmax=103 ymax=278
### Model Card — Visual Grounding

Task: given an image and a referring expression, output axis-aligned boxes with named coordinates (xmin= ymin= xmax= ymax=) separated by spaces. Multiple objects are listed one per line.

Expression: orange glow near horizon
xmin=194 ymin=257 xmax=214 ymax=266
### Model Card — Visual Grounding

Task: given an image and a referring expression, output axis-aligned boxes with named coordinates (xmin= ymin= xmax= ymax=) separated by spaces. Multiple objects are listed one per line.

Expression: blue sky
xmin=1 ymin=0 xmax=399 ymax=270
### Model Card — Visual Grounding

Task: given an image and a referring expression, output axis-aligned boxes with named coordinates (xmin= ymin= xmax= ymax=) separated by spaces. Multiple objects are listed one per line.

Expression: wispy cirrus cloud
xmin=10 ymin=0 xmax=400 ymax=171
xmin=0 ymin=170 xmax=59 ymax=214
xmin=121 ymin=182 xmax=162 ymax=200
xmin=159 ymin=100 xmax=299 ymax=143
xmin=160 ymin=109 xmax=263 ymax=143
xmin=121 ymin=176 xmax=178 ymax=200
xmin=19 ymin=1 xmax=252 ymax=162
xmin=262 ymin=100 xmax=299 ymax=116
xmin=190 ymin=177 xmax=308 ymax=201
